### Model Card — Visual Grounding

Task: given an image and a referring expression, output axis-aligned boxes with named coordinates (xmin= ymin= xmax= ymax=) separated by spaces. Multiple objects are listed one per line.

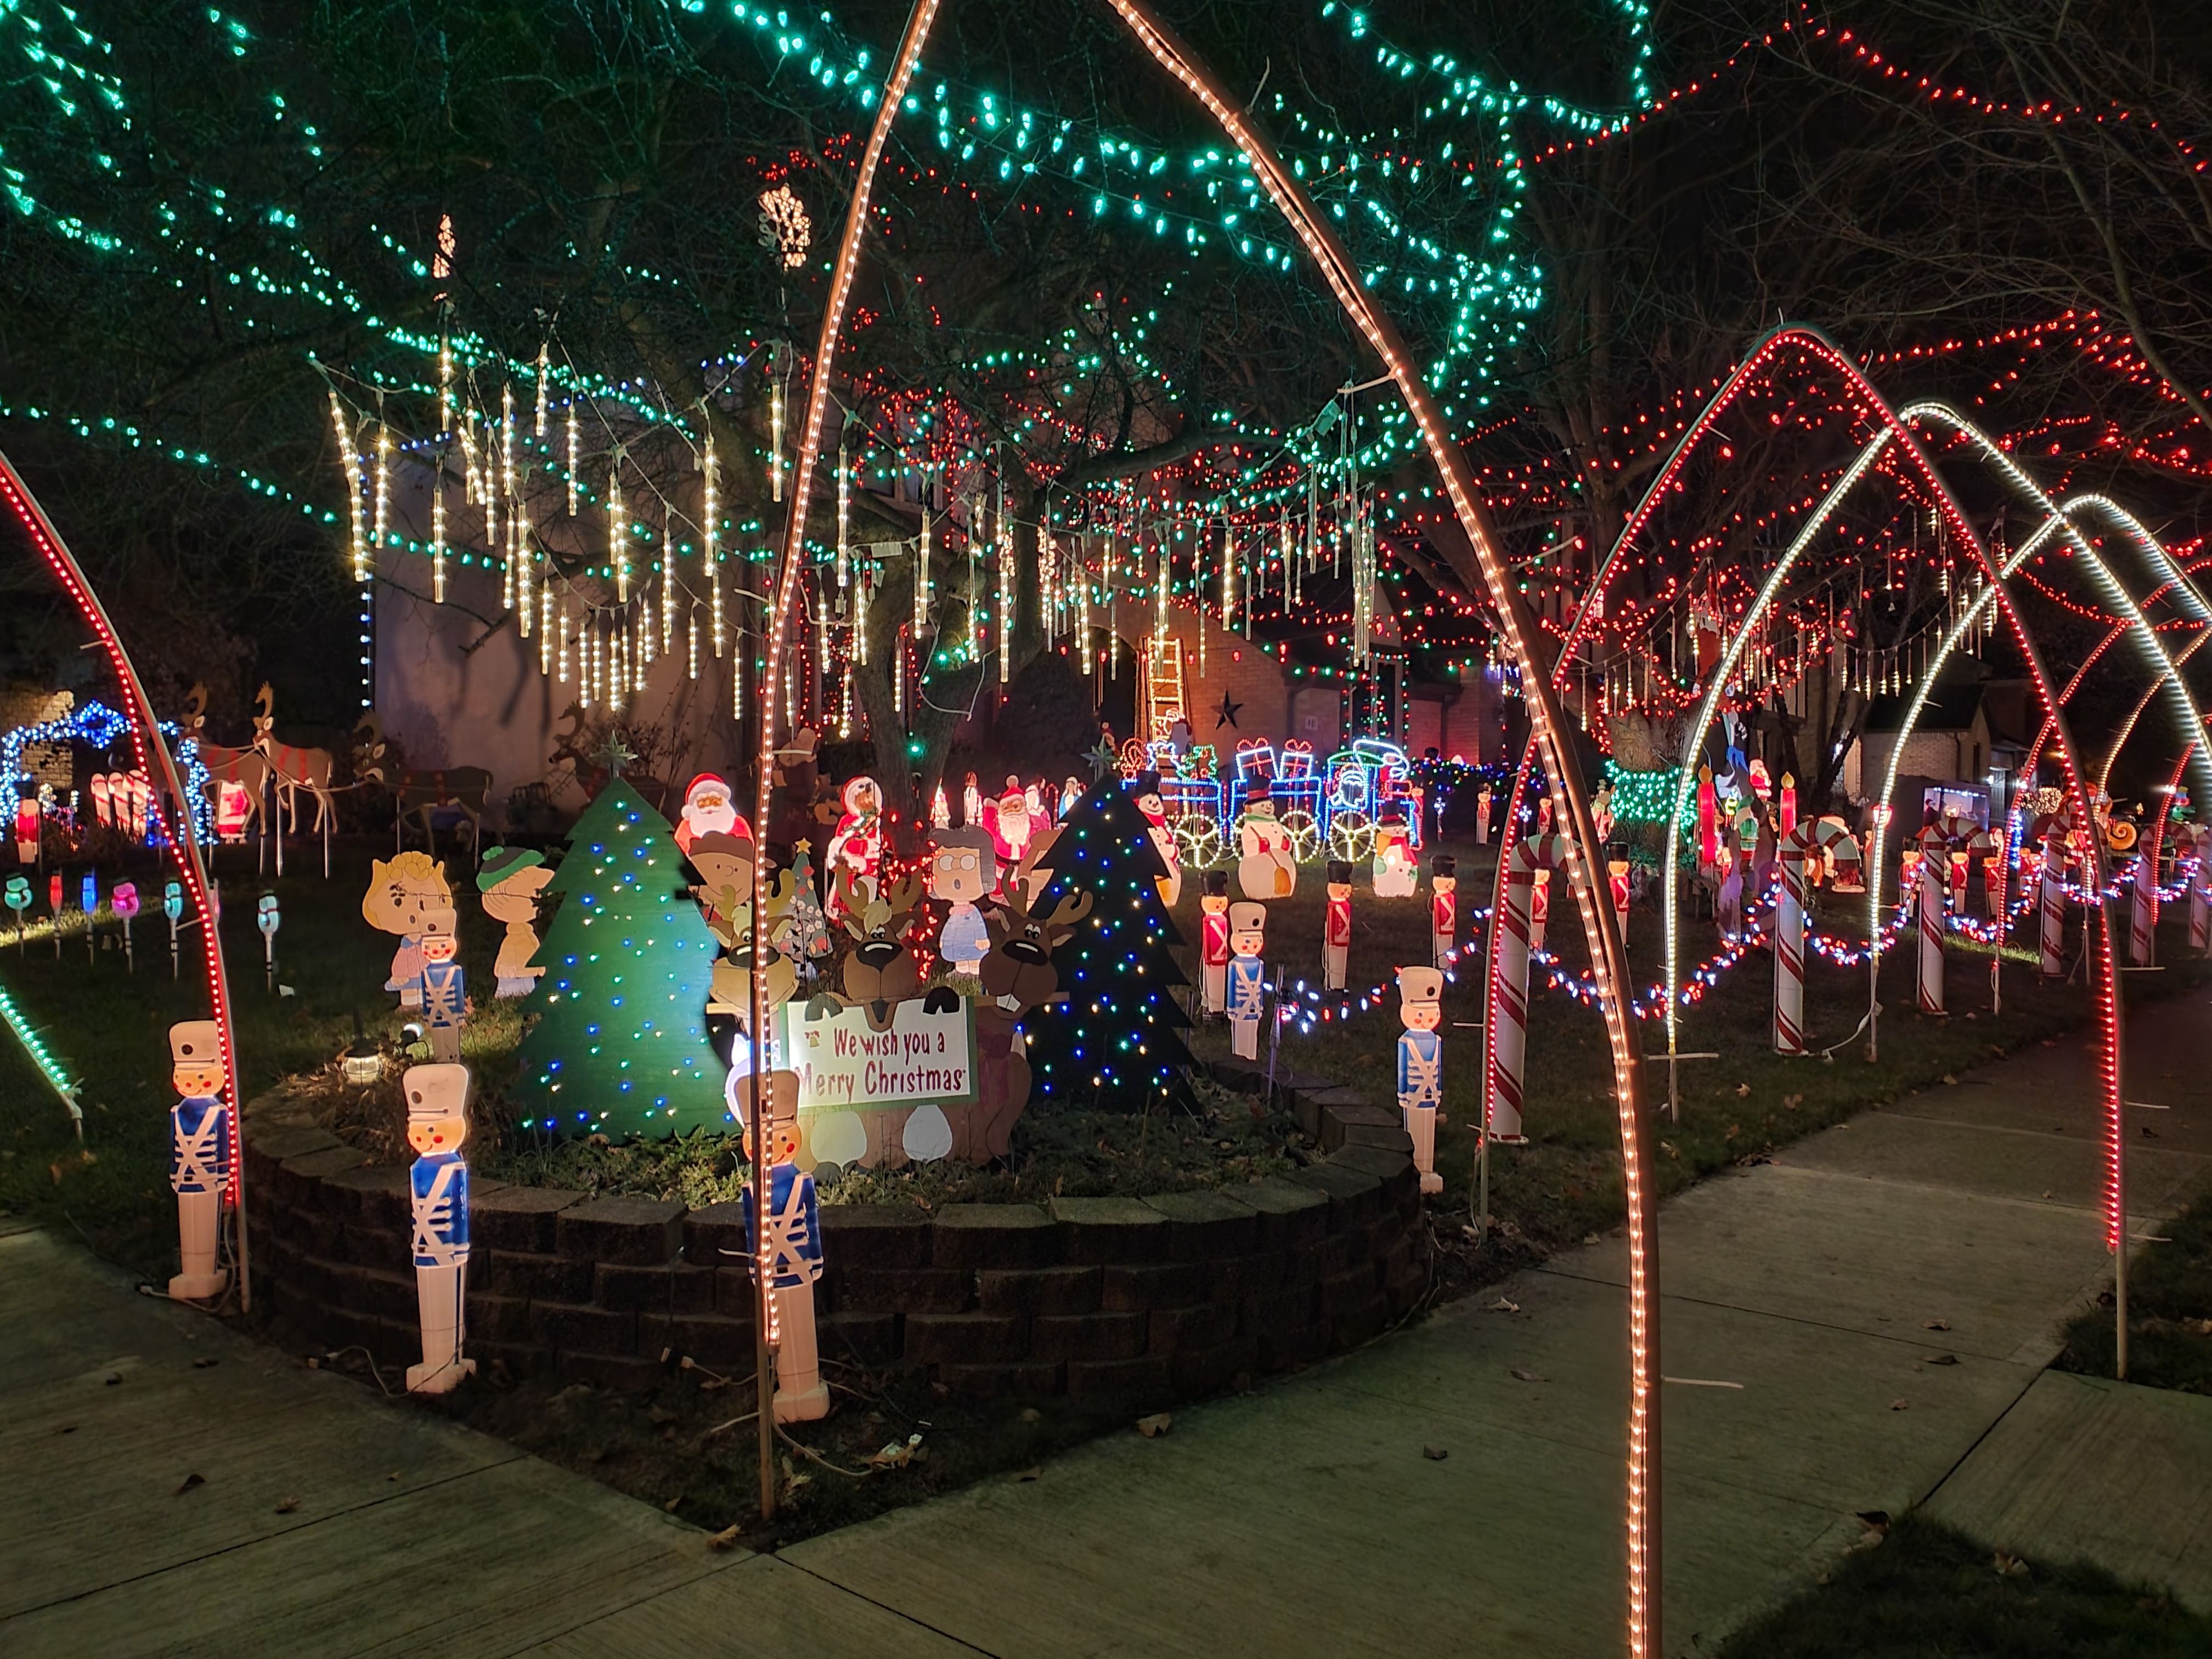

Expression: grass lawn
xmin=1716 ymin=1511 xmax=2212 ymax=1657
xmin=2057 ymin=1178 xmax=2212 ymax=1393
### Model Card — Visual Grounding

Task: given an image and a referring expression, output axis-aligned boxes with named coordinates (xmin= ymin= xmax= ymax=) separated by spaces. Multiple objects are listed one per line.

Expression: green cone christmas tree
xmin=510 ymin=780 xmax=726 ymax=1138
xmin=1024 ymin=774 xmax=1194 ymax=1110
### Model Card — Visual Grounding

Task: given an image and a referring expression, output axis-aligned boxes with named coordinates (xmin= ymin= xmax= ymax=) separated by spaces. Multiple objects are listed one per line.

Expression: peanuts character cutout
xmin=364 ymin=851 xmax=452 ymax=1009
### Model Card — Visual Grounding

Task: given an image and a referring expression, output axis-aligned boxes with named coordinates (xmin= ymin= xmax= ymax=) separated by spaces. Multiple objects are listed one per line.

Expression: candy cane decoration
xmin=1609 ymin=858 xmax=1630 ymax=946
xmin=2036 ymin=815 xmax=2070 ymax=980
xmin=2129 ymin=850 xmax=2155 ymax=967
xmin=1775 ymin=816 xmax=1861 ymax=1054
xmin=1529 ymin=867 xmax=1552 ymax=955
xmin=2180 ymin=823 xmax=2211 ymax=955
xmin=1916 ymin=825 xmax=1948 ymax=1013
xmin=1487 ymin=831 xmax=1570 ymax=1144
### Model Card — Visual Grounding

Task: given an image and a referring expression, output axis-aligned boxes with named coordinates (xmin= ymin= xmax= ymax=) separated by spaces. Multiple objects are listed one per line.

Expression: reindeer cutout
xmin=250 ymin=683 xmax=338 ymax=856
xmin=180 ymin=684 xmax=272 ymax=840
xmin=353 ymin=712 xmax=492 ymax=861
xmin=834 ymin=868 xmax=929 ymax=1033
xmin=958 ymin=888 xmax=1094 ymax=1163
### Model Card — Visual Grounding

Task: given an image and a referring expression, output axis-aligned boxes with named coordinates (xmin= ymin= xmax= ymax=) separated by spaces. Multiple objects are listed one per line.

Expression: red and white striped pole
xmin=1487 ymin=834 xmax=1565 ymax=1144
xmin=2130 ymin=851 xmax=2155 ymax=968
xmin=1610 ymin=858 xmax=1630 ymax=947
xmin=1916 ymin=845 xmax=1946 ymax=1013
xmin=2039 ymin=831 xmax=2067 ymax=980
xmin=1528 ymin=867 xmax=1551 ymax=956
xmin=2188 ymin=833 xmax=2210 ymax=955
xmin=1774 ymin=841 xmax=1807 ymax=1054
xmin=1487 ymin=849 xmax=1536 ymax=1144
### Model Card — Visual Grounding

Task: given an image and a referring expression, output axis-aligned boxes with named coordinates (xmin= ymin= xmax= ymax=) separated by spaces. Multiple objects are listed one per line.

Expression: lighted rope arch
xmin=0 ymin=450 xmax=245 ymax=1304
xmin=753 ymin=2 xmax=1659 ymax=1647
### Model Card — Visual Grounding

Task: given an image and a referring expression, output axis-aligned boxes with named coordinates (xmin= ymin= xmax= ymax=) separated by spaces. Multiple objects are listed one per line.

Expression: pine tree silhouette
xmin=510 ymin=781 xmax=726 ymax=1138
xmin=1024 ymin=775 xmax=1195 ymax=1111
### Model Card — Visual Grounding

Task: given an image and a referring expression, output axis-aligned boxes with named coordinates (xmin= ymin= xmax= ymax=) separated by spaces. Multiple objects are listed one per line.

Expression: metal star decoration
xmin=594 ymin=731 xmax=639 ymax=777
xmin=1085 ymin=737 xmax=1120 ymax=781
xmin=1214 ymin=692 xmax=1243 ymax=730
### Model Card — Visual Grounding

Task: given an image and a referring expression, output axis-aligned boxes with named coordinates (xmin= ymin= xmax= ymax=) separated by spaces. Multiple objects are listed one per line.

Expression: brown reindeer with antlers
xmin=957 ymin=888 xmax=1094 ymax=1163
xmin=352 ymin=712 xmax=493 ymax=861
xmin=248 ymin=684 xmax=339 ymax=874
xmin=180 ymin=684 xmax=271 ymax=839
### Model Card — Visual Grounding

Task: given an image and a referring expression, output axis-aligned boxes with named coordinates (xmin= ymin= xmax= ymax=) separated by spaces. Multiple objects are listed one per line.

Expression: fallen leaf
xmin=174 ymin=1472 xmax=205 ymax=1496
xmin=191 ymin=1357 xmax=218 ymax=1370
xmin=1488 ymin=1296 xmax=1520 ymax=1314
xmin=1942 ymin=1074 xmax=1958 ymax=1086
xmin=1924 ymin=1353 xmax=1960 ymax=1367
xmin=1856 ymin=1511 xmax=1891 ymax=1530
xmin=708 ymin=1524 xmax=742 ymax=1551
xmin=1582 ymin=1232 xmax=1601 ymax=1245
xmin=104 ymin=1371 xmax=122 ymax=1386
xmin=1994 ymin=1550 xmax=2029 ymax=1579
xmin=1510 ymin=1367 xmax=1546 ymax=1383
xmin=1019 ymin=1407 xmax=1041 ymax=1424
xmin=1135 ymin=1413 xmax=1173 ymax=1438
xmin=662 ymin=1496 xmax=684 ymax=1513
xmin=1011 ymin=1466 xmax=1041 ymax=1483
xmin=274 ymin=1496 xmax=300 ymax=1514
xmin=1889 ymin=1398 xmax=1910 ymax=1411
xmin=1422 ymin=1445 xmax=1449 ymax=1462
xmin=646 ymin=1405 xmax=678 ymax=1425
xmin=1735 ymin=1082 xmax=1752 ymax=1097
xmin=1922 ymin=1318 xmax=1950 ymax=1331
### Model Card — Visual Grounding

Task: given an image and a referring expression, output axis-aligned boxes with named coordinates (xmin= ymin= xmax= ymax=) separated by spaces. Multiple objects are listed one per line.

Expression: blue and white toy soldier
xmin=1226 ymin=901 xmax=1268 ymax=1062
xmin=168 ymin=1020 xmax=231 ymax=1301
xmin=1396 ymin=966 xmax=1446 ymax=1195
xmin=729 ymin=1066 xmax=830 ymax=1424
xmin=404 ymin=1062 xmax=476 ymax=1394
xmin=416 ymin=907 xmax=466 ymax=1065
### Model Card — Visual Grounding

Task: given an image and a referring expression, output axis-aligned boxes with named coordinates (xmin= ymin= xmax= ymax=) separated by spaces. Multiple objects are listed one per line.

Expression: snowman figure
xmin=1131 ymin=770 xmax=1182 ymax=907
xmin=1372 ymin=817 xmax=1417 ymax=898
xmin=1237 ymin=784 xmax=1296 ymax=901
xmin=403 ymin=1062 xmax=477 ymax=1394
xmin=1226 ymin=901 xmax=1268 ymax=1061
xmin=167 ymin=1020 xmax=232 ymax=1301
xmin=1396 ymin=966 xmax=1445 ymax=1196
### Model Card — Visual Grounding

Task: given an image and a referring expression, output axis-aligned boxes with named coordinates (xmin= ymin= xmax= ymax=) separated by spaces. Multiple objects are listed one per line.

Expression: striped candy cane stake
xmin=2185 ymin=827 xmax=2211 ymax=954
xmin=1486 ymin=832 xmax=1568 ymax=1144
xmin=2130 ymin=851 xmax=2155 ymax=967
xmin=1528 ymin=867 xmax=1551 ymax=956
xmin=1774 ymin=840 xmax=1808 ymax=1054
xmin=1609 ymin=859 xmax=1630 ymax=947
xmin=2039 ymin=836 xmax=2067 ymax=979
xmin=1916 ymin=834 xmax=1947 ymax=1014
xmin=1775 ymin=816 xmax=1861 ymax=1055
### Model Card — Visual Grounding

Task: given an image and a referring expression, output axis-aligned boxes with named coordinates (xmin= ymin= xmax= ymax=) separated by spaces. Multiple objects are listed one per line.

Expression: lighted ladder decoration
xmin=1143 ymin=637 xmax=1188 ymax=740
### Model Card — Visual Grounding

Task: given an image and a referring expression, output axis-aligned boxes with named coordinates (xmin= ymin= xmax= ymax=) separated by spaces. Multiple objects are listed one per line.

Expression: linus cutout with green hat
xmin=477 ymin=846 xmax=554 ymax=998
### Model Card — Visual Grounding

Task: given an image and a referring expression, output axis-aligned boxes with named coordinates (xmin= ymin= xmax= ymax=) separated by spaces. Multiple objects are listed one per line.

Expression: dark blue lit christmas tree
xmin=1025 ymin=775 xmax=1194 ymax=1110
xmin=510 ymin=780 xmax=726 ymax=1138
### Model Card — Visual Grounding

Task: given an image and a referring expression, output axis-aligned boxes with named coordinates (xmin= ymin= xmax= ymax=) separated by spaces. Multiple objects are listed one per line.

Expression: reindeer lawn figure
xmin=961 ymin=887 xmax=1094 ymax=1164
xmin=251 ymin=684 xmax=338 ymax=877
xmin=820 ymin=867 xmax=938 ymax=1168
xmin=180 ymin=685 xmax=272 ymax=845
xmin=353 ymin=712 xmax=493 ymax=862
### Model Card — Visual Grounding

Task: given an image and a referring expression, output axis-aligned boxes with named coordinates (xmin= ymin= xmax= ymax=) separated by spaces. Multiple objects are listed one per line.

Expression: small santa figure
xmin=825 ymin=776 xmax=884 ymax=919
xmin=1323 ymin=859 xmax=1353 ymax=991
xmin=1199 ymin=870 xmax=1232 ymax=1018
xmin=729 ymin=1066 xmax=830 ymax=1424
xmin=1396 ymin=966 xmax=1445 ymax=1195
xmin=167 ymin=1020 xmax=231 ymax=1301
xmin=1226 ymin=900 xmax=1268 ymax=1062
xmin=403 ymin=1062 xmax=476 ymax=1394
xmin=676 ymin=772 xmax=742 ymax=854
xmin=983 ymin=775 xmax=1034 ymax=877
xmin=1430 ymin=855 xmax=1457 ymax=967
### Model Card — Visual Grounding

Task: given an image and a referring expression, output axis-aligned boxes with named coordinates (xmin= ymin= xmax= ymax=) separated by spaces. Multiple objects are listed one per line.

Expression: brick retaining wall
xmin=241 ymin=1060 xmax=1427 ymax=1398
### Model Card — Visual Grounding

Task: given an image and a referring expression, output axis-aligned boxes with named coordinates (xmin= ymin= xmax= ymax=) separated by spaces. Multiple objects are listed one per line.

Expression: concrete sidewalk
xmin=3 ymin=989 xmax=2208 ymax=1657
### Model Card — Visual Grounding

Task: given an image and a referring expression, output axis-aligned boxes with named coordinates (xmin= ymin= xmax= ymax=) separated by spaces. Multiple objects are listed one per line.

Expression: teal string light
xmin=0 ymin=979 xmax=80 ymax=1123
